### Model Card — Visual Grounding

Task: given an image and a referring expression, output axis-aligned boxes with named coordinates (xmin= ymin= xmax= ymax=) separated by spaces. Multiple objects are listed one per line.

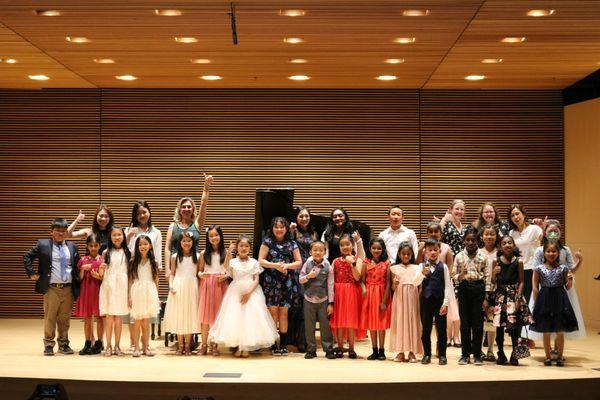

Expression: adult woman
xmin=508 ymin=204 xmax=543 ymax=303
xmin=68 ymin=205 xmax=115 ymax=252
xmin=472 ymin=202 xmax=510 ymax=239
xmin=438 ymin=200 xmax=469 ymax=256
xmin=321 ymin=208 xmax=365 ymax=263
xmin=164 ymin=174 xmax=213 ymax=278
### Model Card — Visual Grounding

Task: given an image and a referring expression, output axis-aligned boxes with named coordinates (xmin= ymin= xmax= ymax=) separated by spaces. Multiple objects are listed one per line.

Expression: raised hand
xmin=351 ymin=231 xmax=361 ymax=242
xmin=203 ymin=173 xmax=214 ymax=189
xmin=307 ymin=269 xmax=317 ymax=279
xmin=289 ymin=222 xmax=297 ymax=232
xmin=574 ymin=248 xmax=583 ymax=262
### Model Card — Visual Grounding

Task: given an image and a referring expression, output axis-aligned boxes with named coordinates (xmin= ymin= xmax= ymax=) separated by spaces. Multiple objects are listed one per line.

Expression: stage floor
xmin=1 ymin=319 xmax=599 ymax=385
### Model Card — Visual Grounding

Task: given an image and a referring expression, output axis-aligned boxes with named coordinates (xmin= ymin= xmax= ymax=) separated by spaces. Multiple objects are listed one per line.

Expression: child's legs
xmin=420 ymin=297 xmax=434 ymax=356
xmin=336 ymin=329 xmax=345 ymax=349
xmin=555 ymin=333 xmax=565 ymax=358
xmin=96 ymin=316 xmax=104 ymax=343
xmin=347 ymin=328 xmax=355 ymax=351
xmin=509 ymin=328 xmax=519 ymax=352
xmin=303 ymin=301 xmax=317 ymax=353
xmin=201 ymin=323 xmax=210 ymax=346
xmin=434 ymin=308 xmax=447 ymax=357
xmin=268 ymin=307 xmax=279 ymax=331
xmin=104 ymin=316 xmax=114 ymax=347
xmin=129 ymin=320 xmax=135 ymax=346
xmin=457 ymin=284 xmax=472 ymax=356
xmin=495 ymin=327 xmax=505 ymax=353
xmin=113 ymin=316 xmax=122 ymax=347
xmin=84 ymin=317 xmax=93 ymax=341
xmin=487 ymin=330 xmax=496 ymax=353
xmin=543 ymin=333 xmax=552 ymax=359
xmin=141 ymin=319 xmax=150 ymax=350
xmin=183 ymin=334 xmax=192 ymax=349
xmin=132 ymin=319 xmax=142 ymax=351
xmin=369 ymin=330 xmax=379 ymax=348
xmin=378 ymin=330 xmax=386 ymax=349
xmin=316 ymin=302 xmax=333 ymax=352
xmin=278 ymin=307 xmax=289 ymax=333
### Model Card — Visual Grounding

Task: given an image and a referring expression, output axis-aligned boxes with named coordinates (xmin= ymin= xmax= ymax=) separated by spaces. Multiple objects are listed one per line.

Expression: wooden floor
xmin=1 ymin=319 xmax=599 ymax=399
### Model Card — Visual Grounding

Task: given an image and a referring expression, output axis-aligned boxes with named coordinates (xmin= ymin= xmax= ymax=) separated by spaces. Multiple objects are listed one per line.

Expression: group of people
xmin=23 ymin=175 xmax=585 ymax=367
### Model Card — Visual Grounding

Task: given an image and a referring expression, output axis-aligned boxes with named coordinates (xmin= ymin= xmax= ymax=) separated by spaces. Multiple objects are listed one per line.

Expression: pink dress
xmin=389 ymin=264 xmax=424 ymax=354
xmin=360 ymin=259 xmax=391 ymax=330
xmin=74 ymin=255 xmax=103 ymax=317
xmin=198 ymin=252 xmax=229 ymax=325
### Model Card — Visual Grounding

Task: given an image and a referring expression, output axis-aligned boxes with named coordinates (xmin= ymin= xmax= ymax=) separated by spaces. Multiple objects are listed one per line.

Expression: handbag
xmin=514 ymin=328 xmax=531 ymax=359
xmin=515 ymin=295 xmax=532 ymax=326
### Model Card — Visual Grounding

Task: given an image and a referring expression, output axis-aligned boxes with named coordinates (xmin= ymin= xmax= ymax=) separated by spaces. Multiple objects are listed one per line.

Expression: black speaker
xmin=252 ymin=188 xmax=295 ymax=257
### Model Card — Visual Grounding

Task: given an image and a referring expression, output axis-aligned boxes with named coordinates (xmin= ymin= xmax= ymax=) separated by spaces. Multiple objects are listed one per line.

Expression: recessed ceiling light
xmin=191 ymin=58 xmax=212 ymax=64
xmin=376 ymin=75 xmax=397 ymax=81
xmin=279 ymin=9 xmax=306 ymax=17
xmin=94 ymin=58 xmax=115 ymax=64
xmin=201 ymin=75 xmax=222 ymax=81
xmin=288 ymin=75 xmax=310 ymax=81
xmin=28 ymin=74 xmax=50 ymax=81
xmin=116 ymin=75 xmax=137 ymax=81
xmin=283 ymin=37 xmax=304 ymax=44
xmin=385 ymin=58 xmax=405 ymax=64
xmin=465 ymin=75 xmax=486 ymax=81
xmin=154 ymin=9 xmax=182 ymax=16
xmin=289 ymin=58 xmax=308 ymax=64
xmin=501 ymin=37 xmax=526 ymax=43
xmin=394 ymin=37 xmax=416 ymax=44
xmin=35 ymin=10 xmax=61 ymax=16
xmin=175 ymin=37 xmax=198 ymax=43
xmin=4 ymin=58 xmax=18 ymax=64
xmin=481 ymin=58 xmax=503 ymax=64
xmin=402 ymin=10 xmax=429 ymax=16
xmin=66 ymin=36 xmax=90 ymax=43
xmin=527 ymin=9 xmax=555 ymax=17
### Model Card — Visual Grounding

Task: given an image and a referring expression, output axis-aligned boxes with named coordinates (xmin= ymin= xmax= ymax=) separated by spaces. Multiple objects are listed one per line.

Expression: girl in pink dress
xmin=330 ymin=234 xmax=363 ymax=359
xmin=390 ymin=242 xmax=424 ymax=362
xmin=360 ymin=238 xmax=391 ymax=361
xmin=198 ymin=226 xmax=229 ymax=356
xmin=74 ymin=234 xmax=104 ymax=355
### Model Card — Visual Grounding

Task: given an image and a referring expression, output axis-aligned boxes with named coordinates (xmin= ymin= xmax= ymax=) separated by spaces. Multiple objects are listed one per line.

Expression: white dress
xmin=129 ymin=260 xmax=161 ymax=319
xmin=164 ymin=255 xmax=200 ymax=334
xmin=209 ymin=257 xmax=278 ymax=351
xmin=99 ymin=249 xmax=129 ymax=316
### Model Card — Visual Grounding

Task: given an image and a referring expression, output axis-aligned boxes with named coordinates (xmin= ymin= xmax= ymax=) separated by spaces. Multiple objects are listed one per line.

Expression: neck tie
xmin=59 ymin=243 xmax=68 ymax=281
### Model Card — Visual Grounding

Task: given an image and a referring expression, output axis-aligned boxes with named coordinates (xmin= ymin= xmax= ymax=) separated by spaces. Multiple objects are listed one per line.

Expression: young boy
xmin=378 ymin=206 xmax=419 ymax=262
xmin=419 ymin=238 xmax=452 ymax=365
xmin=299 ymin=241 xmax=335 ymax=359
xmin=453 ymin=226 xmax=492 ymax=365
xmin=24 ymin=218 xmax=81 ymax=356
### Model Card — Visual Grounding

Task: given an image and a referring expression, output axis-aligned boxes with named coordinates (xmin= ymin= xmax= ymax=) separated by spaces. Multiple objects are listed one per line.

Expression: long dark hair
xmin=203 ymin=225 xmax=226 ymax=265
xmin=496 ymin=235 xmax=521 ymax=259
xmin=366 ymin=238 xmax=388 ymax=262
xmin=294 ymin=206 xmax=316 ymax=235
xmin=105 ymin=226 xmax=131 ymax=265
xmin=395 ymin=241 xmax=415 ymax=265
xmin=323 ymin=207 xmax=353 ymax=242
xmin=176 ymin=231 xmax=198 ymax=263
xmin=92 ymin=204 xmax=114 ymax=237
xmin=266 ymin=216 xmax=292 ymax=242
xmin=130 ymin=200 xmax=153 ymax=228
xmin=85 ymin=234 xmax=100 ymax=256
xmin=129 ymin=235 xmax=158 ymax=281
xmin=508 ymin=204 xmax=528 ymax=231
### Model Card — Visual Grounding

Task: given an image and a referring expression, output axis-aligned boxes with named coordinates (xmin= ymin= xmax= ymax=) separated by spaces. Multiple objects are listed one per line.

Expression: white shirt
xmin=510 ymin=224 xmax=542 ymax=270
xmin=126 ymin=226 xmax=163 ymax=270
xmin=378 ymin=225 xmax=418 ymax=262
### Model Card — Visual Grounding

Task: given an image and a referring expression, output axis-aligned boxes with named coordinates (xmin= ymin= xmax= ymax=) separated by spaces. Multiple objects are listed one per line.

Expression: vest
xmin=421 ymin=261 xmax=445 ymax=299
xmin=302 ymin=258 xmax=331 ymax=300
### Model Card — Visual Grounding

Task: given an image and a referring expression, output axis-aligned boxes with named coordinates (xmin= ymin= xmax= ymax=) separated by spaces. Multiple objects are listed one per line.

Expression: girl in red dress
xmin=360 ymin=238 xmax=391 ymax=360
xmin=330 ymin=234 xmax=363 ymax=359
xmin=74 ymin=234 xmax=104 ymax=355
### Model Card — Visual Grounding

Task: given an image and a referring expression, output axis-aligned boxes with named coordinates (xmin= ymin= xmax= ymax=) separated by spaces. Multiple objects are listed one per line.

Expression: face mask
xmin=547 ymin=231 xmax=559 ymax=240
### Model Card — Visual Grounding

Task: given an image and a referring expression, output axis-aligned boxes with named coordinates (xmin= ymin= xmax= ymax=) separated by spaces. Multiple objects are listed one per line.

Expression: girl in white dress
xmin=210 ymin=236 xmax=279 ymax=358
xmin=164 ymin=232 xmax=200 ymax=355
xmin=128 ymin=235 xmax=161 ymax=357
xmin=99 ymin=227 xmax=131 ymax=357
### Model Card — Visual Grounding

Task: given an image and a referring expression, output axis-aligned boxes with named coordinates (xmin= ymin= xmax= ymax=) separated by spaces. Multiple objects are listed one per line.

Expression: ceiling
xmin=0 ymin=0 xmax=599 ymax=89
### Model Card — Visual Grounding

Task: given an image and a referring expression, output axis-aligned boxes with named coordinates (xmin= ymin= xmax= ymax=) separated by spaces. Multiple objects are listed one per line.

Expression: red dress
xmin=74 ymin=255 xmax=103 ymax=317
xmin=330 ymin=256 xmax=362 ymax=330
xmin=360 ymin=259 xmax=391 ymax=330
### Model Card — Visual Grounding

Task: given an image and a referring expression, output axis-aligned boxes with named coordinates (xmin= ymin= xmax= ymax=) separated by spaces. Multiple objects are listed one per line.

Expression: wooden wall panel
xmin=419 ymin=90 xmax=564 ymax=237
xmin=0 ymin=88 xmax=564 ymax=317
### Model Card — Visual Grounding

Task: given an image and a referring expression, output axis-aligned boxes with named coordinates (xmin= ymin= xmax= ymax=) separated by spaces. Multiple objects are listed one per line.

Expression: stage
xmin=1 ymin=319 xmax=599 ymax=400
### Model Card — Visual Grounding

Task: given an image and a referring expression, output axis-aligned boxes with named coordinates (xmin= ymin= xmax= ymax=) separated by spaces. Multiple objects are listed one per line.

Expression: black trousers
xmin=457 ymin=280 xmax=485 ymax=358
xmin=420 ymin=295 xmax=447 ymax=357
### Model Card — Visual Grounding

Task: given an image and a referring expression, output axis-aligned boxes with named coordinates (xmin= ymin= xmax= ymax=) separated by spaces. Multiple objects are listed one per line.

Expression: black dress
xmin=531 ymin=264 xmax=578 ymax=333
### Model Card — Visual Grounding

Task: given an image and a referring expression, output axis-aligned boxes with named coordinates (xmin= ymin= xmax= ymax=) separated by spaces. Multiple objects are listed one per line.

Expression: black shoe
xmin=439 ymin=356 xmax=447 ymax=365
xmin=509 ymin=353 xmax=519 ymax=366
xmin=474 ymin=356 xmax=483 ymax=365
xmin=348 ymin=350 xmax=357 ymax=359
xmin=304 ymin=351 xmax=317 ymax=359
xmin=90 ymin=340 xmax=103 ymax=355
xmin=271 ymin=344 xmax=280 ymax=356
xmin=335 ymin=348 xmax=343 ymax=358
xmin=58 ymin=345 xmax=74 ymax=355
xmin=544 ymin=359 xmax=552 ymax=366
xmin=421 ymin=355 xmax=431 ymax=365
xmin=326 ymin=350 xmax=337 ymax=359
xmin=377 ymin=349 xmax=386 ymax=361
xmin=367 ymin=351 xmax=378 ymax=360
xmin=458 ymin=356 xmax=470 ymax=365
xmin=496 ymin=352 xmax=508 ymax=365
xmin=79 ymin=340 xmax=92 ymax=355
xmin=44 ymin=346 xmax=54 ymax=356
xmin=556 ymin=358 xmax=565 ymax=367
xmin=280 ymin=348 xmax=289 ymax=356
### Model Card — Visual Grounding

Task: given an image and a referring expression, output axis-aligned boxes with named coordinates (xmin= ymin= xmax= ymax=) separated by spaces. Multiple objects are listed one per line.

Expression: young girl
xmin=210 ymin=236 xmax=279 ymax=357
xmin=74 ymin=234 xmax=104 ymax=355
xmin=258 ymin=217 xmax=302 ymax=355
xmin=360 ymin=238 xmax=391 ymax=361
xmin=492 ymin=236 xmax=525 ymax=366
xmin=198 ymin=226 xmax=229 ymax=356
xmin=479 ymin=224 xmax=499 ymax=362
xmin=531 ymin=241 xmax=578 ymax=366
xmin=164 ymin=232 xmax=201 ymax=355
xmin=99 ymin=226 xmax=131 ymax=357
xmin=330 ymin=234 xmax=363 ymax=359
xmin=128 ymin=235 xmax=161 ymax=357
xmin=389 ymin=242 xmax=423 ymax=363
xmin=417 ymin=222 xmax=460 ymax=348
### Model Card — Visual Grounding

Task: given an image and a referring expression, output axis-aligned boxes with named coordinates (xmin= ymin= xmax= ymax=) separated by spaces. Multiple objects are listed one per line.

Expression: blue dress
xmin=260 ymin=237 xmax=301 ymax=308
xmin=531 ymin=264 xmax=578 ymax=333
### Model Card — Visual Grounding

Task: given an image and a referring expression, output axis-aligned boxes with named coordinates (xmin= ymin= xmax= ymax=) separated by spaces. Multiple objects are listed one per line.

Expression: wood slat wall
xmin=0 ymin=88 xmax=563 ymax=318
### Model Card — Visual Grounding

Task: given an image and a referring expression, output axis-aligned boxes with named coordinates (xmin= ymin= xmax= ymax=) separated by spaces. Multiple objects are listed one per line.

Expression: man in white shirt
xmin=378 ymin=206 xmax=419 ymax=262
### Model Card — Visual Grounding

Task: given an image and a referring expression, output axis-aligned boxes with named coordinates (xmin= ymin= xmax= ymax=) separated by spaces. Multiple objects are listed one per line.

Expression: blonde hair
xmin=173 ymin=197 xmax=197 ymax=223
xmin=450 ymin=199 xmax=465 ymax=209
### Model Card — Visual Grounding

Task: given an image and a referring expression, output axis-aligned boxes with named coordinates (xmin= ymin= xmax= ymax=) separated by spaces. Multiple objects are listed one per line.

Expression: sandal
xmin=197 ymin=344 xmax=208 ymax=356
xmin=234 ymin=349 xmax=242 ymax=358
xmin=393 ymin=353 xmax=405 ymax=363
xmin=103 ymin=346 xmax=112 ymax=357
xmin=144 ymin=349 xmax=155 ymax=357
xmin=176 ymin=345 xmax=183 ymax=356
xmin=113 ymin=347 xmax=123 ymax=356
xmin=241 ymin=351 xmax=250 ymax=358
xmin=132 ymin=350 xmax=140 ymax=358
xmin=408 ymin=353 xmax=417 ymax=363
xmin=212 ymin=343 xmax=220 ymax=356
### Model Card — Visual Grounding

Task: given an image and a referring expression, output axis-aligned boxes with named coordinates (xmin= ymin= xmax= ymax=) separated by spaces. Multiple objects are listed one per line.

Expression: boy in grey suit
xmin=299 ymin=241 xmax=335 ymax=359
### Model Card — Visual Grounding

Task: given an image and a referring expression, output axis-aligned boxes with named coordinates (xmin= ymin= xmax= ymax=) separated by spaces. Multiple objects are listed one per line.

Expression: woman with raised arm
xmin=437 ymin=200 xmax=469 ymax=256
